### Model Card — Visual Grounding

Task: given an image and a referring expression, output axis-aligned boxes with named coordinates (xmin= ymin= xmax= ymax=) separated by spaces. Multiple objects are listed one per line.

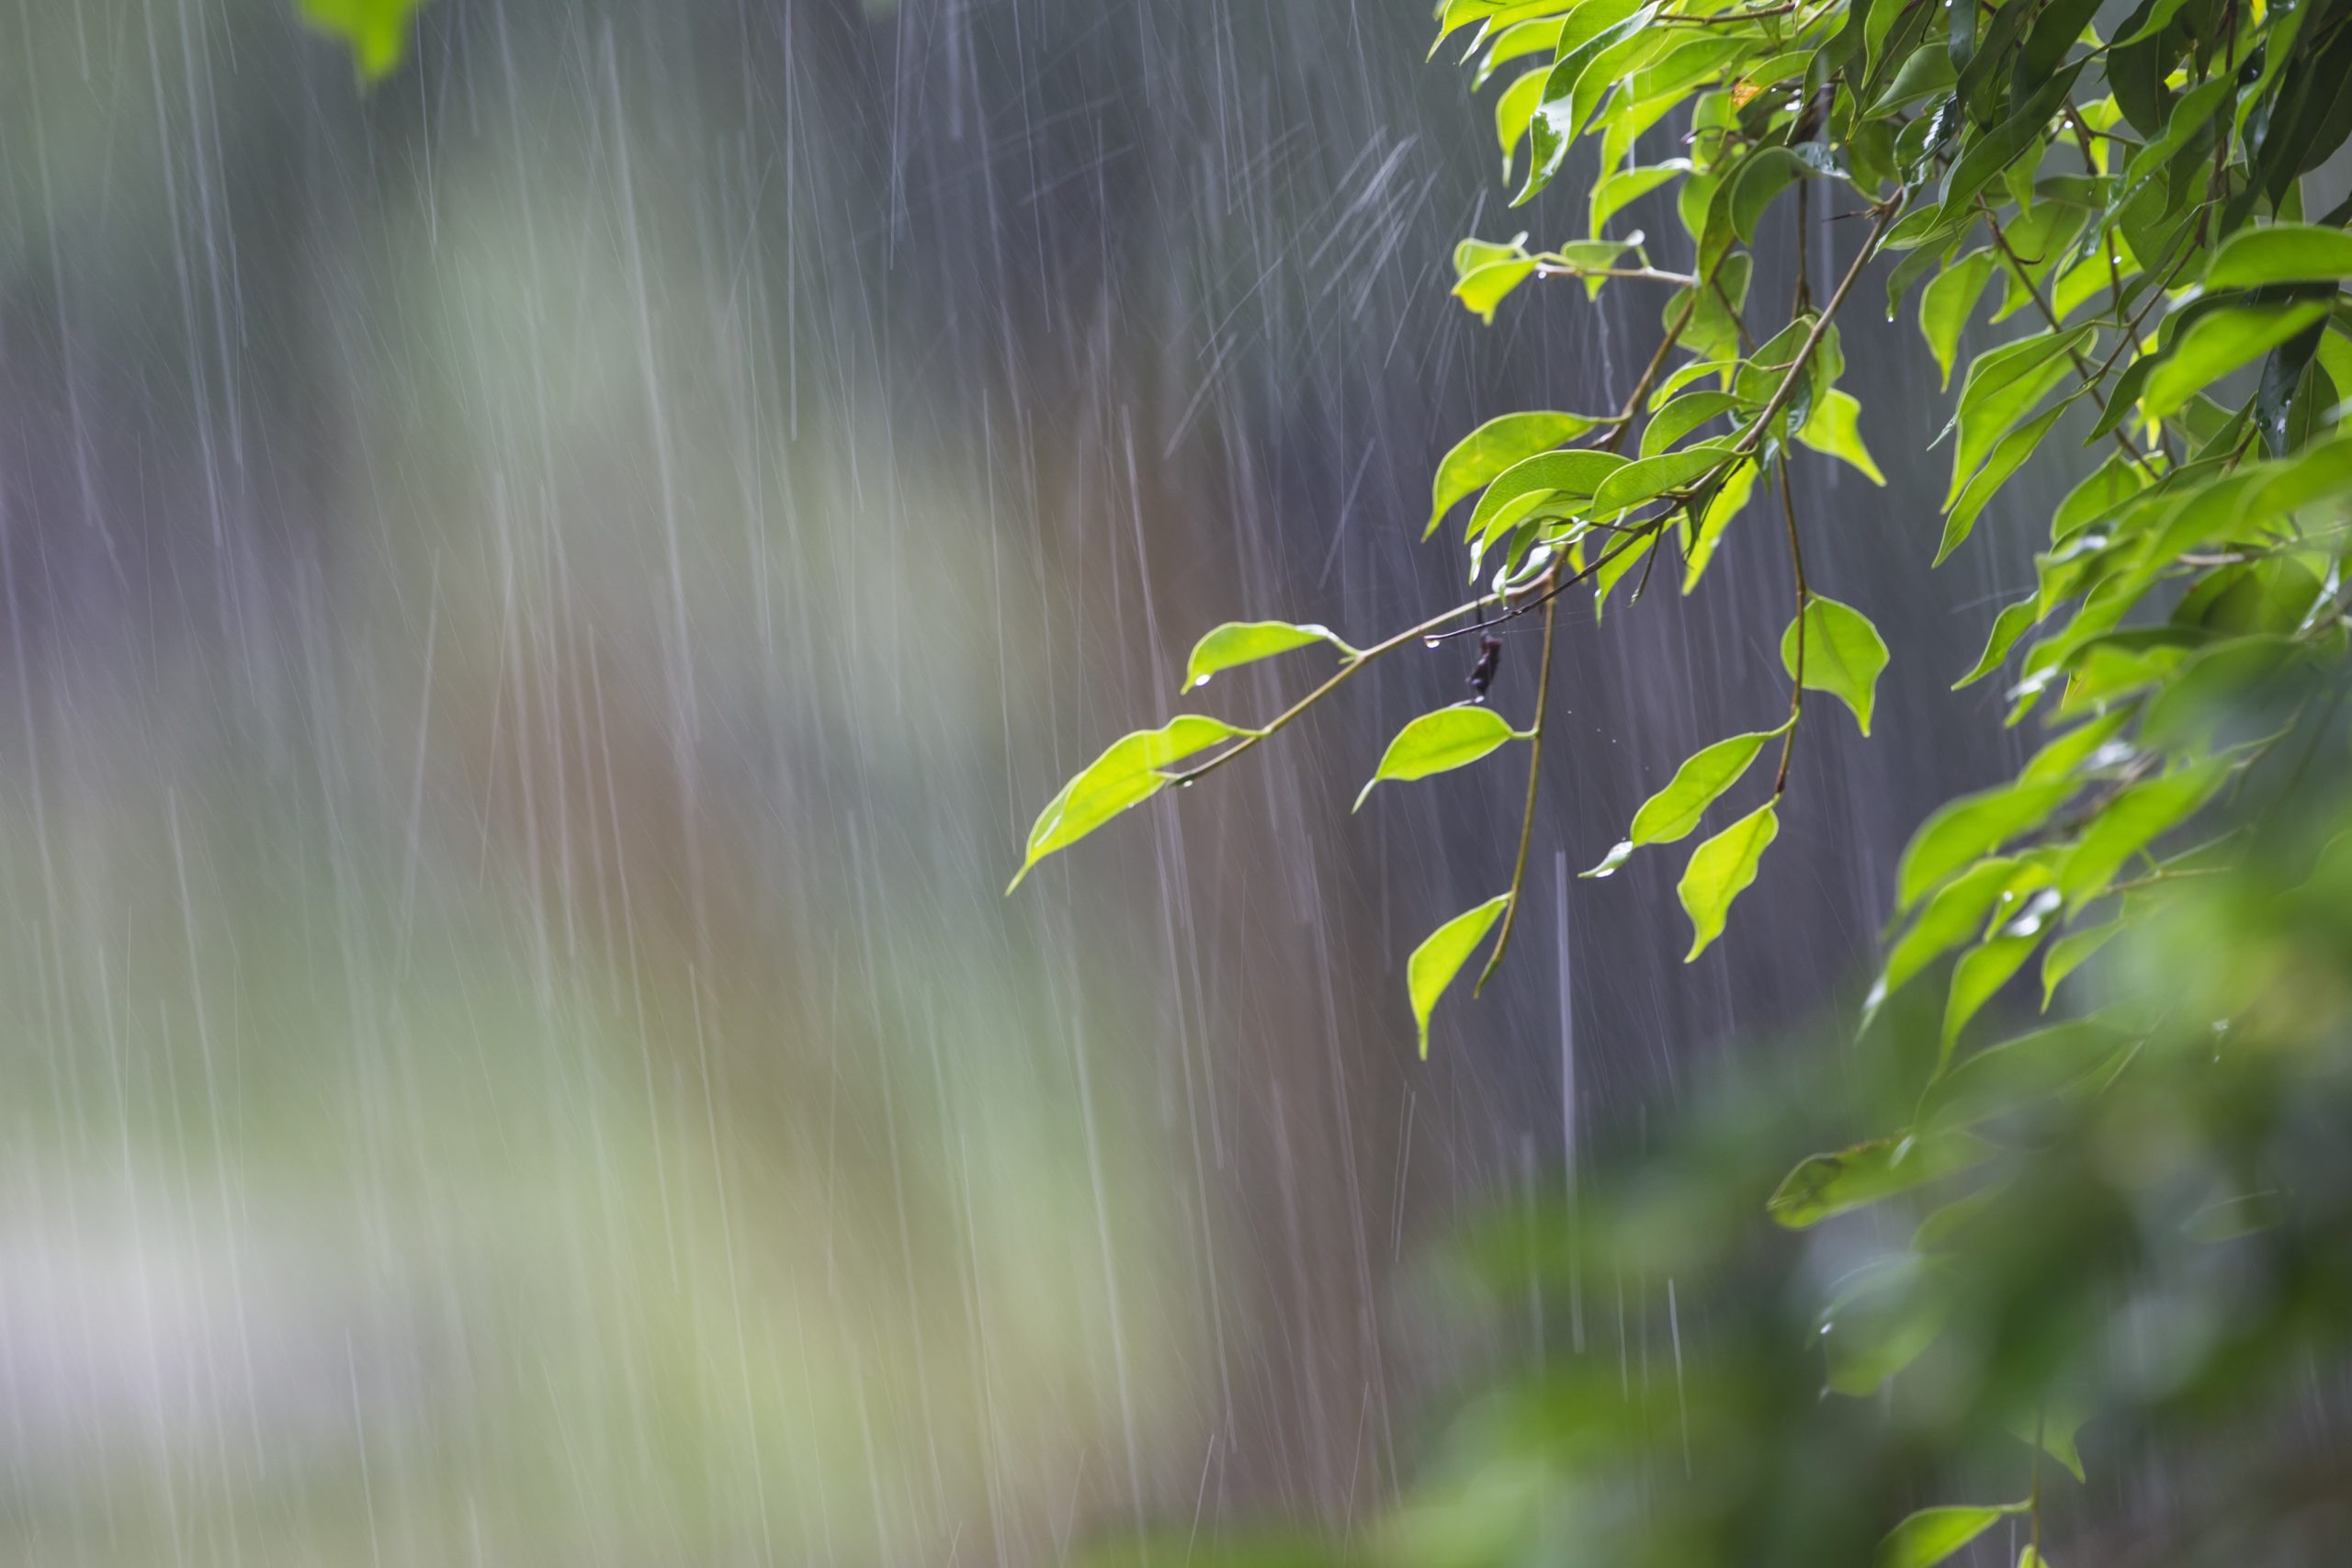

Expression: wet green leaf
xmin=2041 ymin=919 xmax=2120 ymax=1005
xmin=2056 ymin=758 xmax=2230 ymax=908
xmin=1920 ymin=249 xmax=1997 ymax=389
xmin=1409 ymin=894 xmax=1512 ymax=1057
xmin=1770 ymin=1131 xmax=1996 ymax=1228
xmin=1627 ymin=723 xmax=1788 ymax=848
xmin=1798 ymin=389 xmax=1886 ymax=484
xmin=2142 ymin=301 xmax=2335 ymax=420
xmin=1782 ymin=594 xmax=1889 ymax=736
xmin=1590 ymin=444 xmax=1736 ymax=514
xmin=1877 ymin=1505 xmax=2020 ymax=1568
xmin=1956 ymin=599 xmax=2042 ymax=688
xmin=1939 ymin=402 xmax=2070 ymax=565
xmin=1357 ymin=705 xmax=1526 ymax=810
xmin=1430 ymin=412 xmax=1603 ymax=537
xmin=1924 ymin=1018 xmax=2138 ymax=1132
xmin=1679 ymin=799 xmax=1779 ymax=960
xmin=1010 ymin=716 xmax=1258 ymax=891
xmin=1946 ymin=325 xmax=2098 ymax=509
xmin=2203 ymin=222 xmax=2352 ymax=291
xmin=1182 ymin=622 xmax=1355 ymax=693
xmin=1898 ymin=781 xmax=2077 ymax=908
xmin=1466 ymin=449 xmax=1628 ymax=541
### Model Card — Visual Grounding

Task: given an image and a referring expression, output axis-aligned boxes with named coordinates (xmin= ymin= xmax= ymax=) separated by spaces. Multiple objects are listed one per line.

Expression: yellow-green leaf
xmin=299 ymin=0 xmax=430 ymax=81
xmin=2141 ymin=300 xmax=2333 ymax=420
xmin=1939 ymin=402 xmax=2068 ymax=565
xmin=1769 ymin=1131 xmax=1996 ymax=1227
xmin=1356 ymin=704 xmax=1526 ymax=810
xmin=1798 ymin=389 xmax=1887 ymax=484
xmin=1679 ymin=799 xmax=1779 ymax=960
xmin=1009 ymin=715 xmax=1257 ymax=891
xmin=2203 ymin=222 xmax=2352 ymax=290
xmin=1946 ymin=324 xmax=2096 ymax=508
xmin=1941 ymin=934 xmax=2039 ymax=1055
xmin=1589 ymin=443 xmax=1736 ymax=514
xmin=1182 ymin=621 xmax=1355 ymax=693
xmin=1897 ymin=780 xmax=2077 ymax=908
xmin=1920 ymin=249 xmax=1997 ymax=388
xmin=1876 ymin=1505 xmax=2021 ymax=1568
xmin=1782 ymin=593 xmax=1889 ymax=735
xmin=2042 ymin=919 xmax=2120 ymax=1004
xmin=1409 ymin=894 xmax=1512 ymax=1057
xmin=1430 ymin=412 xmax=1602 ymax=537
xmin=1628 ymin=723 xmax=1787 ymax=846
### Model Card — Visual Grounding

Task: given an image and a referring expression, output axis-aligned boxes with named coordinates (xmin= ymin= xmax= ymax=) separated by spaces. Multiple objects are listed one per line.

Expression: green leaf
xmin=1628 ymin=724 xmax=1787 ymax=847
xmin=1643 ymin=390 xmax=1743 ymax=457
xmin=1429 ymin=412 xmax=1603 ymax=537
xmin=1591 ymin=162 xmax=1688 ymax=237
xmin=1898 ymin=781 xmax=2077 ymax=908
xmin=1798 ymin=389 xmax=1887 ymax=484
xmin=1939 ymin=402 xmax=2070 ymax=565
xmin=1497 ymin=67 xmax=1550 ymax=180
xmin=1919 ymin=251 xmax=1997 ymax=390
xmin=1182 ymin=621 xmax=1354 ymax=693
xmin=1769 ymin=1132 xmax=1996 ymax=1228
xmin=1881 ymin=857 xmax=2030 ymax=999
xmin=1356 ymin=705 xmax=1526 ymax=810
xmin=2042 ymin=919 xmax=2120 ymax=1004
xmin=1956 ymin=599 xmax=2041 ymax=688
xmin=1409 ymin=894 xmax=1512 ymax=1057
xmin=1589 ymin=444 xmax=1735 ymax=514
xmin=1453 ymin=259 xmax=1541 ymax=323
xmin=1876 ymin=1505 xmax=2021 ymax=1568
xmin=2055 ymin=757 xmax=2230 ymax=908
xmin=1010 ymin=716 xmax=1257 ymax=891
xmin=1820 ymin=1259 xmax=1950 ymax=1395
xmin=1946 ymin=325 xmax=2098 ymax=508
xmin=1782 ymin=594 xmax=1889 ymax=736
xmin=1465 ymin=449 xmax=1629 ymax=541
xmin=298 ymin=0 xmax=430 ymax=82
xmin=1680 ymin=456 xmax=1759 ymax=591
xmin=2142 ymin=301 xmax=2335 ymax=420
xmin=1923 ymin=1018 xmax=2139 ymax=1135
xmin=1941 ymin=934 xmax=2040 ymax=1054
xmin=2204 ymin=222 xmax=2352 ymax=290
xmin=1731 ymin=146 xmax=1822 ymax=244
xmin=1679 ymin=799 xmax=1779 ymax=961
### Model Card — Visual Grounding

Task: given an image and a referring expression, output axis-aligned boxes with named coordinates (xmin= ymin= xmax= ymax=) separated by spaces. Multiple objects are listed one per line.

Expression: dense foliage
xmin=1015 ymin=0 xmax=2352 ymax=1561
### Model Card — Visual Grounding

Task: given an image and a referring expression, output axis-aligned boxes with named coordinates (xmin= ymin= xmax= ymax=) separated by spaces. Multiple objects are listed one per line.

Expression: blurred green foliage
xmin=297 ymin=0 xmax=429 ymax=82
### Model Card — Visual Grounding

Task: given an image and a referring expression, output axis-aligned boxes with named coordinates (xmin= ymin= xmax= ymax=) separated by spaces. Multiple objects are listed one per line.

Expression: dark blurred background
xmin=0 ymin=0 xmax=2072 ymax=1561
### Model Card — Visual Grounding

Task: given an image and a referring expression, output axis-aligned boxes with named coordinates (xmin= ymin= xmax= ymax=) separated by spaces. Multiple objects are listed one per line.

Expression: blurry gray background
xmin=0 ymin=0 xmax=2057 ymax=1562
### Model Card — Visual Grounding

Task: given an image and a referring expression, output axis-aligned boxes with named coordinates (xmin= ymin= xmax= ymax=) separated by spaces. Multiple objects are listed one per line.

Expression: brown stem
xmin=1981 ymin=199 xmax=2162 ymax=479
xmin=1773 ymin=457 xmax=1807 ymax=795
xmin=1476 ymin=596 xmax=1560 ymax=993
xmin=1162 ymin=591 xmax=1500 ymax=787
xmin=1729 ymin=196 xmax=1905 ymax=459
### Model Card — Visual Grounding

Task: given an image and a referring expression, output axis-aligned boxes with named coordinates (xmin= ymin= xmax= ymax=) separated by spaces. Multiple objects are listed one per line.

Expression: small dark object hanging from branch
xmin=1467 ymin=635 xmax=1503 ymax=702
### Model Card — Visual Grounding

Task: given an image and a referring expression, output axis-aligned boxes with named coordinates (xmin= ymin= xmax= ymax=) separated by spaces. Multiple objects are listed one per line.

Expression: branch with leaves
xmin=1019 ymin=0 xmax=2352 ymax=1558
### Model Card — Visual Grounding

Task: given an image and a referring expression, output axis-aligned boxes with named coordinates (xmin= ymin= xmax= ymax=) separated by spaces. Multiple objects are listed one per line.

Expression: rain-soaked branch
xmin=1162 ymin=591 xmax=1502 ymax=788
xmin=1773 ymin=457 xmax=1806 ymax=795
xmin=1476 ymin=596 xmax=1559 ymax=994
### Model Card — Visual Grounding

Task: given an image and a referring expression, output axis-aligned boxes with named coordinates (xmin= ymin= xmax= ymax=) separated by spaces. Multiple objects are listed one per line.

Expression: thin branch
xmin=1773 ymin=457 xmax=1807 ymax=794
xmin=1980 ymin=198 xmax=2163 ymax=479
xmin=1537 ymin=259 xmax=1701 ymax=287
xmin=1730 ymin=195 xmax=1905 ymax=459
xmin=1476 ymin=597 xmax=1560 ymax=993
xmin=1163 ymin=591 xmax=1499 ymax=787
